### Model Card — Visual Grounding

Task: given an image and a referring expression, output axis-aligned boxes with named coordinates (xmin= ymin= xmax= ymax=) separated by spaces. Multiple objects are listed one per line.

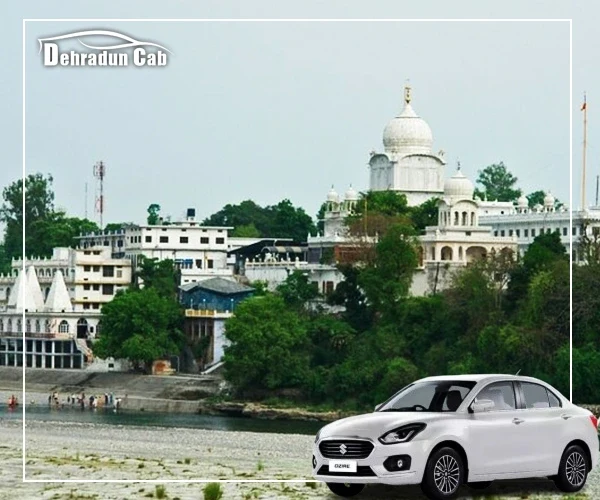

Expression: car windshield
xmin=377 ymin=380 xmax=477 ymax=412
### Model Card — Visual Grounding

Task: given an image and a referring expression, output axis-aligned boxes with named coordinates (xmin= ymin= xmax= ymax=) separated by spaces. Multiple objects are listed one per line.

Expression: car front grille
xmin=317 ymin=465 xmax=377 ymax=477
xmin=319 ymin=439 xmax=374 ymax=459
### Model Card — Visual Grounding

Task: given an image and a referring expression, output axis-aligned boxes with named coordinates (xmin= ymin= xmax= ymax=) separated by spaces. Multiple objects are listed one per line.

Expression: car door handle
xmin=561 ymin=414 xmax=574 ymax=420
xmin=512 ymin=418 xmax=524 ymax=425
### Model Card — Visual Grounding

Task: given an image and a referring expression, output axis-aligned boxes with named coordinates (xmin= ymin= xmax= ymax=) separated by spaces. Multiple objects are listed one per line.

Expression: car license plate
xmin=329 ymin=460 xmax=357 ymax=473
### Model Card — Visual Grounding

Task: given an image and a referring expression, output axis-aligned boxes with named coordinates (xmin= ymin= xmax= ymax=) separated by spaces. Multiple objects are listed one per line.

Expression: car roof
xmin=416 ymin=374 xmax=545 ymax=384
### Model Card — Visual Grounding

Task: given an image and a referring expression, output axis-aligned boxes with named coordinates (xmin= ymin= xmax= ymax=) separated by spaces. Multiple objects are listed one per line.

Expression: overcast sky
xmin=1 ymin=1 xmax=596 ymax=229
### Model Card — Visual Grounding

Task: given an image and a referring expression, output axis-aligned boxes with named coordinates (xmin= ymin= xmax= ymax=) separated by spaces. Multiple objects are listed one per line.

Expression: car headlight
xmin=379 ymin=423 xmax=427 ymax=445
xmin=315 ymin=428 xmax=323 ymax=443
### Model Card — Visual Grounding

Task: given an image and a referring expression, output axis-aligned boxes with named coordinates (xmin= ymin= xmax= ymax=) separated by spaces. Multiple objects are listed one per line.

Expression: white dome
xmin=382 ymin=91 xmax=433 ymax=155
xmin=444 ymin=168 xmax=474 ymax=199
xmin=327 ymin=186 xmax=339 ymax=203
xmin=517 ymin=195 xmax=528 ymax=208
xmin=544 ymin=192 xmax=555 ymax=207
xmin=344 ymin=185 xmax=358 ymax=201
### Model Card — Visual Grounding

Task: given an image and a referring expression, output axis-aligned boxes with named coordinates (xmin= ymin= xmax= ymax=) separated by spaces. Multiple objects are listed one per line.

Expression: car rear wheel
xmin=553 ymin=444 xmax=588 ymax=492
xmin=467 ymin=481 xmax=492 ymax=490
xmin=421 ymin=447 xmax=464 ymax=500
xmin=326 ymin=483 xmax=365 ymax=497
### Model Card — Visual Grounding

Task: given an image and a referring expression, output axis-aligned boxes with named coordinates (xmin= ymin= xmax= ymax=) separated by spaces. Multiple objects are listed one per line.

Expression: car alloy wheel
xmin=566 ymin=451 xmax=586 ymax=487
xmin=421 ymin=446 xmax=464 ymax=500
xmin=434 ymin=455 xmax=460 ymax=494
xmin=553 ymin=444 xmax=589 ymax=493
xmin=326 ymin=482 xmax=365 ymax=498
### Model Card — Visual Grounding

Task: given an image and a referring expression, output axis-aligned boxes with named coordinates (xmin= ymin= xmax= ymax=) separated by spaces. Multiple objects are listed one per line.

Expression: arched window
xmin=45 ymin=320 xmax=51 ymax=333
xmin=58 ymin=320 xmax=69 ymax=334
xmin=26 ymin=319 xmax=31 ymax=333
xmin=0 ymin=320 xmax=3 ymax=333
xmin=453 ymin=212 xmax=459 ymax=225
xmin=17 ymin=319 xmax=22 ymax=333
xmin=76 ymin=318 xmax=89 ymax=339
xmin=470 ymin=212 xmax=475 ymax=226
xmin=461 ymin=212 xmax=467 ymax=226
xmin=5 ymin=287 xmax=10 ymax=299
xmin=35 ymin=320 xmax=41 ymax=333
xmin=7 ymin=319 xmax=12 ymax=332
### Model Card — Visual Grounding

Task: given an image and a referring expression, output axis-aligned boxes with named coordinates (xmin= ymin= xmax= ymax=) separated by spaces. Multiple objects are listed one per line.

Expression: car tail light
xmin=590 ymin=415 xmax=598 ymax=430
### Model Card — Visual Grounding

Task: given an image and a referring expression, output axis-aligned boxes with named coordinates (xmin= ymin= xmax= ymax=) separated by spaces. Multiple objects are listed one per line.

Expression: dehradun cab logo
xmin=38 ymin=30 xmax=171 ymax=67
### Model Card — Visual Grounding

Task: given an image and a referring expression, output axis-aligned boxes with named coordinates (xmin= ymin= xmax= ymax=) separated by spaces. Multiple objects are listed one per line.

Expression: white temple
xmin=368 ymin=85 xmax=446 ymax=205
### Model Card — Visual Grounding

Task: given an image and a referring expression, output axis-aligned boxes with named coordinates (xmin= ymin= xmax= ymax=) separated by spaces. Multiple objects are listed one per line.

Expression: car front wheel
xmin=553 ymin=444 xmax=588 ymax=492
xmin=326 ymin=482 xmax=365 ymax=497
xmin=421 ymin=447 xmax=464 ymax=500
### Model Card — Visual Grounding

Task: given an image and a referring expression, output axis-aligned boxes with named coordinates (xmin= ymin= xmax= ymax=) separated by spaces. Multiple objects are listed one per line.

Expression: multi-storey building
xmin=76 ymin=208 xmax=234 ymax=285
xmin=0 ymin=247 xmax=132 ymax=312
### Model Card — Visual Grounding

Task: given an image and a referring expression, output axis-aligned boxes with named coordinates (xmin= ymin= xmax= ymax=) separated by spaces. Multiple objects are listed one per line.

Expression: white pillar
xmin=51 ymin=341 xmax=55 ymax=369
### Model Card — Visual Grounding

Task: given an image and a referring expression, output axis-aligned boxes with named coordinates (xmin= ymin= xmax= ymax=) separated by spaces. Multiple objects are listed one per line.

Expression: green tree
xmin=134 ymin=256 xmax=179 ymax=298
xmin=409 ymin=198 xmax=440 ymax=233
xmin=223 ymin=295 xmax=311 ymax=393
xmin=1 ymin=173 xmax=55 ymax=259
xmin=474 ymin=162 xmax=522 ymax=202
xmin=264 ymin=199 xmax=316 ymax=242
xmin=231 ymin=223 xmax=260 ymax=238
xmin=147 ymin=204 xmax=161 ymax=225
xmin=94 ymin=288 xmax=184 ymax=372
xmin=276 ymin=270 xmax=319 ymax=308
xmin=104 ymin=222 xmax=131 ymax=232
xmin=526 ymin=190 xmax=563 ymax=209
xmin=28 ymin=213 xmax=99 ymax=256
xmin=359 ymin=224 xmax=418 ymax=313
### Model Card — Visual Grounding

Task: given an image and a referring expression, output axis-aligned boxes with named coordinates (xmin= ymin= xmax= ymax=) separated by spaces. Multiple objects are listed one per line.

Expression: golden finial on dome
xmin=404 ymin=83 xmax=412 ymax=104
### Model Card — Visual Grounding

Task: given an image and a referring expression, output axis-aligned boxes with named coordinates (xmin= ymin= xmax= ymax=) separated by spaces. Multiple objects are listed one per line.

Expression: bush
xmin=203 ymin=483 xmax=223 ymax=500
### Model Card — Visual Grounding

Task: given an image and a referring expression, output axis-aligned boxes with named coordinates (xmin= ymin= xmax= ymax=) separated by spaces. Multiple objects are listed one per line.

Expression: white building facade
xmin=76 ymin=209 xmax=234 ymax=286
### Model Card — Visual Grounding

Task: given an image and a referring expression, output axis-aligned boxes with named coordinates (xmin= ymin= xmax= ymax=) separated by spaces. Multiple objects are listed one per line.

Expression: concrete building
xmin=0 ymin=247 xmax=132 ymax=312
xmin=0 ymin=267 xmax=92 ymax=369
xmin=179 ymin=278 xmax=254 ymax=370
xmin=76 ymin=209 xmax=234 ymax=286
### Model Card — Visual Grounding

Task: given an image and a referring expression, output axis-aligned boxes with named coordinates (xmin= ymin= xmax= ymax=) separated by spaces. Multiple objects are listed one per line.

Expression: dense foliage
xmin=203 ymin=199 xmax=316 ymax=243
xmin=0 ymin=173 xmax=99 ymax=271
xmin=224 ymin=227 xmax=598 ymax=408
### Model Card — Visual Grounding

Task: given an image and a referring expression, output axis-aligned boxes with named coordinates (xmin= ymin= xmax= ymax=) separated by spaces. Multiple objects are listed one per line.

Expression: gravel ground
xmin=0 ymin=417 xmax=598 ymax=500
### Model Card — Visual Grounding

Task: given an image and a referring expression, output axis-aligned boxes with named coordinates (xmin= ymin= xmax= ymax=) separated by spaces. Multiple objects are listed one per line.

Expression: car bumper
xmin=312 ymin=439 xmax=430 ymax=485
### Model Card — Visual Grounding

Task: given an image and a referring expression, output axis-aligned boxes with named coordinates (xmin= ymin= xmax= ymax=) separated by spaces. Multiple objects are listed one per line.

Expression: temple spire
xmin=404 ymin=84 xmax=412 ymax=105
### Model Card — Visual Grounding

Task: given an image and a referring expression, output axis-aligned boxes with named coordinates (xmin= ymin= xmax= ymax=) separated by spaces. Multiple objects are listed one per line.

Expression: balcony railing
xmin=0 ymin=331 xmax=73 ymax=339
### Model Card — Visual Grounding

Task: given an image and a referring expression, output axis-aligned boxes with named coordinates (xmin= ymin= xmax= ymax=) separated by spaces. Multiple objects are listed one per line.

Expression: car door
xmin=516 ymin=381 xmax=567 ymax=473
xmin=467 ymin=381 xmax=533 ymax=477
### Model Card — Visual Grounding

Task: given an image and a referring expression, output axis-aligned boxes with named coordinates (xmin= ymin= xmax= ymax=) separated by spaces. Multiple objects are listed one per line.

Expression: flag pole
xmin=582 ymin=92 xmax=587 ymax=210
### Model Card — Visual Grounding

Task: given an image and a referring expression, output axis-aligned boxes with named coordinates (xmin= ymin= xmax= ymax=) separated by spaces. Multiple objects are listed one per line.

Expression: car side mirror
xmin=374 ymin=403 xmax=383 ymax=412
xmin=470 ymin=399 xmax=494 ymax=413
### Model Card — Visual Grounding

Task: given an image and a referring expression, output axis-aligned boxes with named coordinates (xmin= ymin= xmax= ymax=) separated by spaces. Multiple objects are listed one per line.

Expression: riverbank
xmin=1 ymin=418 xmax=597 ymax=499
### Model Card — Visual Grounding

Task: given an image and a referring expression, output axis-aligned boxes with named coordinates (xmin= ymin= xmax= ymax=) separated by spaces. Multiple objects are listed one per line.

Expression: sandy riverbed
xmin=0 ymin=417 xmax=597 ymax=500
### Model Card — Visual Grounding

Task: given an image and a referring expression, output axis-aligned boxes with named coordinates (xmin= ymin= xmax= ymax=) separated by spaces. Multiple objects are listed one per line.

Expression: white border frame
xmin=21 ymin=17 xmax=573 ymax=484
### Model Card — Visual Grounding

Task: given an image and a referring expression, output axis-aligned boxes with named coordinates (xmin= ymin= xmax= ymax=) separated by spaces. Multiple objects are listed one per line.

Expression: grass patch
xmin=184 ymin=457 xmax=192 ymax=465
xmin=155 ymin=485 xmax=167 ymax=499
xmin=257 ymin=460 xmax=264 ymax=472
xmin=203 ymin=482 xmax=223 ymax=500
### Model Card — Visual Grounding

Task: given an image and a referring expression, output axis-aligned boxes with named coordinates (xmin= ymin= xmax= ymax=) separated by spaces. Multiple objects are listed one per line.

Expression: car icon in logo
xmin=312 ymin=374 xmax=599 ymax=499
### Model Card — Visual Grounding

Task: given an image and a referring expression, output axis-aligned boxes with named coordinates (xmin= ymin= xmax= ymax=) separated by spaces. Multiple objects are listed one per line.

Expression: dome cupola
xmin=382 ymin=86 xmax=433 ymax=155
xmin=443 ymin=165 xmax=474 ymax=199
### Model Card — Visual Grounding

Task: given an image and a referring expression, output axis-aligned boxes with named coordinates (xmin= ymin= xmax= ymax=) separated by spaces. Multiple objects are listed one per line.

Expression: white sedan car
xmin=312 ymin=374 xmax=599 ymax=499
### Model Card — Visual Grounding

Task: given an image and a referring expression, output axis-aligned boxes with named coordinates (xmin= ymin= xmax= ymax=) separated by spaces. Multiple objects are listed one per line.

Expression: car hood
xmin=318 ymin=412 xmax=457 ymax=441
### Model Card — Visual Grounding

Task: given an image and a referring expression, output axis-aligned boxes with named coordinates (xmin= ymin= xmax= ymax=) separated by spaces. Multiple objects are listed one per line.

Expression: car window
xmin=521 ymin=382 xmax=554 ymax=409
xmin=396 ymin=384 xmax=436 ymax=409
xmin=547 ymin=390 xmax=562 ymax=408
xmin=442 ymin=385 xmax=472 ymax=411
xmin=475 ymin=382 xmax=516 ymax=411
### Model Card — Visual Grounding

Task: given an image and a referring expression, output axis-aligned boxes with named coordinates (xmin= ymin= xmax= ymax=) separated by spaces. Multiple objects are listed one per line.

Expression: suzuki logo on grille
xmin=339 ymin=444 xmax=347 ymax=455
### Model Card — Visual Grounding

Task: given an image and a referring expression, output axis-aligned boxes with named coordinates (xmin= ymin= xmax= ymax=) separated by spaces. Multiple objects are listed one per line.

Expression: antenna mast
xmin=93 ymin=161 xmax=106 ymax=230
xmin=582 ymin=93 xmax=588 ymax=209
xmin=84 ymin=182 xmax=88 ymax=219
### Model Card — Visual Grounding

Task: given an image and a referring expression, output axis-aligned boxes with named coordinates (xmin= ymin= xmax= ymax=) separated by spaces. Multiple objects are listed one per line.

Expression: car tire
xmin=421 ymin=447 xmax=464 ymax=500
xmin=326 ymin=483 xmax=365 ymax=497
xmin=467 ymin=481 xmax=492 ymax=490
xmin=553 ymin=444 xmax=589 ymax=492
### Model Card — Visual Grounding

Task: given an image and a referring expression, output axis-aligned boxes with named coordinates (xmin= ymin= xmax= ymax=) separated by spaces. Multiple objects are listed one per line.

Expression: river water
xmin=0 ymin=403 xmax=322 ymax=435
